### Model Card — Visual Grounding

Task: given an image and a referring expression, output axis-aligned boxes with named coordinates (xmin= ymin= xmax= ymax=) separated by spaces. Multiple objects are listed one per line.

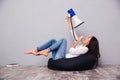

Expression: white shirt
xmin=66 ymin=45 xmax=88 ymax=58
xmin=66 ymin=29 xmax=88 ymax=58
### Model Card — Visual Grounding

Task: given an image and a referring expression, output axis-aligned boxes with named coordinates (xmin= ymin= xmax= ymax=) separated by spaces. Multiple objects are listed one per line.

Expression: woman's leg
xmin=25 ymin=38 xmax=67 ymax=59
xmin=49 ymin=38 xmax=67 ymax=60
xmin=37 ymin=39 xmax=57 ymax=52
xmin=38 ymin=39 xmax=67 ymax=58
xmin=24 ymin=39 xmax=57 ymax=55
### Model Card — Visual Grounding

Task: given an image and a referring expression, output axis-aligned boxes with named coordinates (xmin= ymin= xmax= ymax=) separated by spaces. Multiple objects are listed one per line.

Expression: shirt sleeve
xmin=69 ymin=46 xmax=88 ymax=55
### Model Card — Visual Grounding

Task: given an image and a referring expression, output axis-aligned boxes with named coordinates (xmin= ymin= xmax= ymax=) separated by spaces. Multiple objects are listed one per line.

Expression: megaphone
xmin=67 ymin=8 xmax=84 ymax=28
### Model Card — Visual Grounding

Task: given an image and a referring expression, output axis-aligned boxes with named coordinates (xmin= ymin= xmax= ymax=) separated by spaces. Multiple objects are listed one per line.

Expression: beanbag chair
xmin=47 ymin=53 xmax=96 ymax=71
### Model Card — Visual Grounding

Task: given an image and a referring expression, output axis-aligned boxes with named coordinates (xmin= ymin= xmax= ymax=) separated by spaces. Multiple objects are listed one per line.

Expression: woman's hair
xmin=86 ymin=36 xmax=100 ymax=67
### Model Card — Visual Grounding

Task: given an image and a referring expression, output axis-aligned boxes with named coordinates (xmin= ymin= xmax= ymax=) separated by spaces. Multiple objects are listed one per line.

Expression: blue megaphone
xmin=67 ymin=8 xmax=84 ymax=28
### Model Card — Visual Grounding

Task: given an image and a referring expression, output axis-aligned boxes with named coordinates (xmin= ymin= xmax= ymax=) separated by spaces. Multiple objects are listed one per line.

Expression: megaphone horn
xmin=67 ymin=8 xmax=84 ymax=28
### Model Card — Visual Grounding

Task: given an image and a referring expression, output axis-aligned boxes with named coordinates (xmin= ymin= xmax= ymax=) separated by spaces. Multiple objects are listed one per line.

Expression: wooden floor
xmin=0 ymin=65 xmax=120 ymax=80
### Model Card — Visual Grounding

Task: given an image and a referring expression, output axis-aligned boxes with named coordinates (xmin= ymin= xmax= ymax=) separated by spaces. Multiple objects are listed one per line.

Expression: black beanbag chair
xmin=47 ymin=53 xmax=96 ymax=71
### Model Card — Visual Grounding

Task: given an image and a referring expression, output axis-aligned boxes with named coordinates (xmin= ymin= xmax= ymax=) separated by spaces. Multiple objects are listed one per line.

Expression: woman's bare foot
xmin=37 ymin=49 xmax=50 ymax=57
xmin=24 ymin=48 xmax=38 ymax=56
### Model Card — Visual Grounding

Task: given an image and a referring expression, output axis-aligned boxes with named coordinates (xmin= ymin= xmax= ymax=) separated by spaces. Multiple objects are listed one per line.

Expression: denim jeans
xmin=37 ymin=38 xmax=67 ymax=60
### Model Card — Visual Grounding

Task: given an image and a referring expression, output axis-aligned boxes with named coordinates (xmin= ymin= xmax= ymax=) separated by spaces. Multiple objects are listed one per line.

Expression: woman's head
xmin=83 ymin=36 xmax=100 ymax=67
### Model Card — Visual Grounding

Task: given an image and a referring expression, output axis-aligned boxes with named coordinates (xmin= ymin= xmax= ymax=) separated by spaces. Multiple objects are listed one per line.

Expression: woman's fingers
xmin=65 ymin=15 xmax=71 ymax=22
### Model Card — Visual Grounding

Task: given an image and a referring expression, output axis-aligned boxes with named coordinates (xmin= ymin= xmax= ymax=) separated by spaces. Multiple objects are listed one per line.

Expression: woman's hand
xmin=77 ymin=36 xmax=83 ymax=41
xmin=65 ymin=15 xmax=71 ymax=23
xmin=72 ymin=36 xmax=83 ymax=48
xmin=66 ymin=15 xmax=73 ymax=30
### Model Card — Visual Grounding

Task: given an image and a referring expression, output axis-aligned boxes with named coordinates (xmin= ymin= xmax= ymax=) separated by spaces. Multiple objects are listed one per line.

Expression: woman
xmin=24 ymin=16 xmax=100 ymax=68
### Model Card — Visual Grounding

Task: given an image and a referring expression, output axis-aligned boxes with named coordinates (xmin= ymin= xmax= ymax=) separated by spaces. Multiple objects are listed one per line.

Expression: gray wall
xmin=0 ymin=0 xmax=120 ymax=66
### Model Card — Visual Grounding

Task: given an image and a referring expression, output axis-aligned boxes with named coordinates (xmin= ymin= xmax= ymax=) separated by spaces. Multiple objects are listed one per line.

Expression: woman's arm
xmin=71 ymin=36 xmax=83 ymax=48
xmin=69 ymin=36 xmax=88 ymax=55
xmin=66 ymin=16 xmax=73 ymax=30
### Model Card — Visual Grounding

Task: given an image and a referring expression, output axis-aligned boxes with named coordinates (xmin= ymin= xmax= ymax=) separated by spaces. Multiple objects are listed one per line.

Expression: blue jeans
xmin=37 ymin=38 xmax=67 ymax=60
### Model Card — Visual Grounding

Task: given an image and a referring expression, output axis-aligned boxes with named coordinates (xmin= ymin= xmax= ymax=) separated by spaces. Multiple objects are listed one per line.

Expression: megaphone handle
xmin=70 ymin=29 xmax=78 ymax=41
